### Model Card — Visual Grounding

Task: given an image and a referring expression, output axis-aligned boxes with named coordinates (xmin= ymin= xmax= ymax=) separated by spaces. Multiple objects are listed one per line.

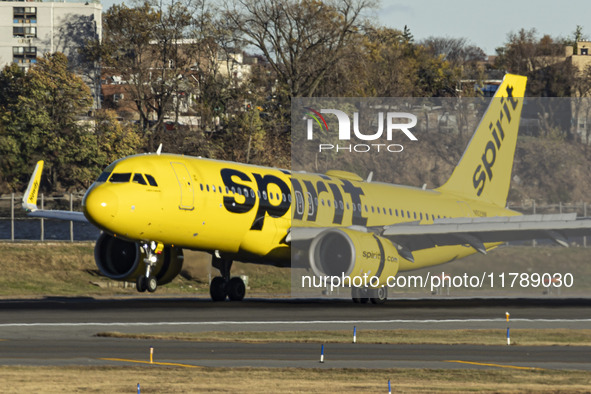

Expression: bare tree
xmin=224 ymin=0 xmax=376 ymax=97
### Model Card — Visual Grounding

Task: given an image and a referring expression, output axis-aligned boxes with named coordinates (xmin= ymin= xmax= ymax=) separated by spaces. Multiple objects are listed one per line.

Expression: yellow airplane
xmin=22 ymin=74 xmax=591 ymax=303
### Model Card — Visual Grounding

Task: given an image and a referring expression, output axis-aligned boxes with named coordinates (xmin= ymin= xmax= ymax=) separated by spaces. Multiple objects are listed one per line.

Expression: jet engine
xmin=94 ymin=233 xmax=183 ymax=285
xmin=308 ymin=228 xmax=400 ymax=284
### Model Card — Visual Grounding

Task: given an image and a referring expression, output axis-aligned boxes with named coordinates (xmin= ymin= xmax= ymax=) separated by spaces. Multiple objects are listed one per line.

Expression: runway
xmin=0 ymin=297 xmax=590 ymax=370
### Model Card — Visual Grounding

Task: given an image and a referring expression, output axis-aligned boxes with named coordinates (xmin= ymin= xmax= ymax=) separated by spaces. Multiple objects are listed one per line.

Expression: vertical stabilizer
xmin=437 ymin=74 xmax=527 ymax=207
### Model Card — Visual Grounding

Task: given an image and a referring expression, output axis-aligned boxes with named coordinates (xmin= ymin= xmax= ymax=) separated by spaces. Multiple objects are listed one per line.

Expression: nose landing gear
xmin=136 ymin=242 xmax=160 ymax=293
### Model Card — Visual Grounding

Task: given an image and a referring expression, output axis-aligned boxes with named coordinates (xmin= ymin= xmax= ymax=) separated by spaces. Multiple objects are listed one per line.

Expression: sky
xmin=98 ymin=0 xmax=589 ymax=55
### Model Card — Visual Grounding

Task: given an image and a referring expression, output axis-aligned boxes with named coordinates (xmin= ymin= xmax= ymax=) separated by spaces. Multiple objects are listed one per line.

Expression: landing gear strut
xmin=209 ymin=253 xmax=246 ymax=301
xmin=136 ymin=242 xmax=159 ymax=293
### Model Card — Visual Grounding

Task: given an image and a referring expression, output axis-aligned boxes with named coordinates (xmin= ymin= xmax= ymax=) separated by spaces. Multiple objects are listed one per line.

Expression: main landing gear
xmin=209 ymin=253 xmax=246 ymax=302
xmin=136 ymin=242 xmax=159 ymax=293
xmin=351 ymin=286 xmax=388 ymax=304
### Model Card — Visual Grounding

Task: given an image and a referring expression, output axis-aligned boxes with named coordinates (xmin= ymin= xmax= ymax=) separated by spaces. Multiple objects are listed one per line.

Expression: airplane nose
xmin=83 ymin=186 xmax=119 ymax=228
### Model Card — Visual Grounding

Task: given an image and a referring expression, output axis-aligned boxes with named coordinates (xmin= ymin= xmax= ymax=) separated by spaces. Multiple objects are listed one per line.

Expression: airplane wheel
xmin=351 ymin=287 xmax=362 ymax=303
xmin=227 ymin=277 xmax=246 ymax=301
xmin=210 ymin=276 xmax=227 ymax=301
xmin=146 ymin=277 xmax=158 ymax=293
xmin=370 ymin=287 xmax=388 ymax=304
xmin=136 ymin=275 xmax=147 ymax=292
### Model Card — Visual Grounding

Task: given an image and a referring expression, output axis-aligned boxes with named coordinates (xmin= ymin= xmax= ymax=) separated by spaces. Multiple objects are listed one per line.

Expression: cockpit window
xmin=133 ymin=173 xmax=147 ymax=185
xmin=109 ymin=173 xmax=132 ymax=183
xmin=145 ymin=174 xmax=158 ymax=187
xmin=96 ymin=171 xmax=111 ymax=182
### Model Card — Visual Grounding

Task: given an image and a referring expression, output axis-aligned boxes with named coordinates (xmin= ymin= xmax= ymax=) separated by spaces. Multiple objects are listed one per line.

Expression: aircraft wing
xmin=22 ymin=160 xmax=89 ymax=223
xmin=27 ymin=210 xmax=88 ymax=222
xmin=289 ymin=213 xmax=591 ymax=262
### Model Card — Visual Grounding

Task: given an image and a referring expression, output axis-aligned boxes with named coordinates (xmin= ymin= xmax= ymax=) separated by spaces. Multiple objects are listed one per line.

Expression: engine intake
xmin=309 ymin=228 xmax=400 ymax=283
xmin=94 ymin=233 xmax=183 ymax=285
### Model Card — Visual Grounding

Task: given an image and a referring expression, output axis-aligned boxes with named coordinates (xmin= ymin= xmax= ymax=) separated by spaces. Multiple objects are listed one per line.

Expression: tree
xmin=494 ymin=29 xmax=569 ymax=96
xmin=100 ymin=2 xmax=194 ymax=140
xmin=0 ymin=53 xmax=140 ymax=192
xmin=224 ymin=0 xmax=376 ymax=97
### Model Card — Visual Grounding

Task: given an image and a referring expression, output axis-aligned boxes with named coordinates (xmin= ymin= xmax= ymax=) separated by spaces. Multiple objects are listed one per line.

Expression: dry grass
xmin=1 ymin=242 xmax=591 ymax=297
xmin=96 ymin=328 xmax=591 ymax=347
xmin=1 ymin=366 xmax=590 ymax=393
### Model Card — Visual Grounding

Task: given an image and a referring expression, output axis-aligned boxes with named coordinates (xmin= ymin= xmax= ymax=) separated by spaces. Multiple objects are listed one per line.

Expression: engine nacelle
xmin=309 ymin=228 xmax=400 ymax=284
xmin=94 ymin=233 xmax=184 ymax=285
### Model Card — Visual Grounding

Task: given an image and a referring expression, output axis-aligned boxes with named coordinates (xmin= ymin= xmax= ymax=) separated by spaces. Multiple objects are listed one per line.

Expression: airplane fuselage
xmin=82 ymin=153 xmax=519 ymax=272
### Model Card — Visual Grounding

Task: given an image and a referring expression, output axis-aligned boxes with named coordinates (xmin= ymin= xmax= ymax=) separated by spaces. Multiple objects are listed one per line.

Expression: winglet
xmin=22 ymin=160 xmax=44 ymax=211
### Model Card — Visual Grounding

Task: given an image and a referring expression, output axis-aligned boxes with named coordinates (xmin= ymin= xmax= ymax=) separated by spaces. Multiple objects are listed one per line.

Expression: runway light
xmin=319 ymin=344 xmax=324 ymax=363
xmin=137 ymin=383 xmax=140 ymax=394
xmin=388 ymin=380 xmax=392 ymax=394
xmin=353 ymin=326 xmax=357 ymax=344
xmin=507 ymin=327 xmax=511 ymax=346
xmin=150 ymin=347 xmax=154 ymax=363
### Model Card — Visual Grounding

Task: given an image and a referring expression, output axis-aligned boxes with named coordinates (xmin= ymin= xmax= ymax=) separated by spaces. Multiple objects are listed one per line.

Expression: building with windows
xmin=0 ymin=0 xmax=102 ymax=105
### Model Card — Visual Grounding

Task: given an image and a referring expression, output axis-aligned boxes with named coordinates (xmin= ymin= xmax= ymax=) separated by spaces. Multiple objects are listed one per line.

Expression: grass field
xmin=96 ymin=328 xmax=591 ymax=346
xmin=1 ymin=366 xmax=590 ymax=393
xmin=1 ymin=242 xmax=591 ymax=298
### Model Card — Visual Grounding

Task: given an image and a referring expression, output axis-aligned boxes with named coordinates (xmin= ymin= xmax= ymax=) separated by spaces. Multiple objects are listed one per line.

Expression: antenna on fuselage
xmin=366 ymin=171 xmax=373 ymax=183
xmin=156 ymin=143 xmax=163 ymax=155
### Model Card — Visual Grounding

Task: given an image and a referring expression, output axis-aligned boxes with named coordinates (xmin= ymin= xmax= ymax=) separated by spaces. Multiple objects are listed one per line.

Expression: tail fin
xmin=22 ymin=160 xmax=43 ymax=211
xmin=437 ymin=74 xmax=527 ymax=207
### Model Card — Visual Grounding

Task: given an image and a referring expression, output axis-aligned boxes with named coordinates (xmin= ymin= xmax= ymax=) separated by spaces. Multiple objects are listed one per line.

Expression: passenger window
xmin=206 ymin=185 xmax=210 ymax=192
xmin=226 ymin=186 xmax=230 ymax=194
xmin=109 ymin=173 xmax=132 ymax=183
xmin=395 ymin=209 xmax=399 ymax=216
xmin=133 ymin=173 xmax=147 ymax=185
xmin=377 ymin=207 xmax=380 ymax=214
xmin=145 ymin=174 xmax=158 ymax=187
xmin=288 ymin=194 xmax=292 ymax=203
xmin=200 ymin=184 xmax=204 ymax=191
xmin=389 ymin=208 xmax=393 ymax=216
xmin=251 ymin=190 xmax=255 ymax=198
xmin=231 ymin=187 xmax=236 ymax=194
xmin=212 ymin=185 xmax=216 ymax=192
xmin=219 ymin=186 xmax=223 ymax=193
xmin=371 ymin=206 xmax=375 ymax=213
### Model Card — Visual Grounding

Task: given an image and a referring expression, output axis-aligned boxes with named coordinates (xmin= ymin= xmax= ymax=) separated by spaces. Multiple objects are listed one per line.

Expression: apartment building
xmin=0 ymin=0 xmax=102 ymax=105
